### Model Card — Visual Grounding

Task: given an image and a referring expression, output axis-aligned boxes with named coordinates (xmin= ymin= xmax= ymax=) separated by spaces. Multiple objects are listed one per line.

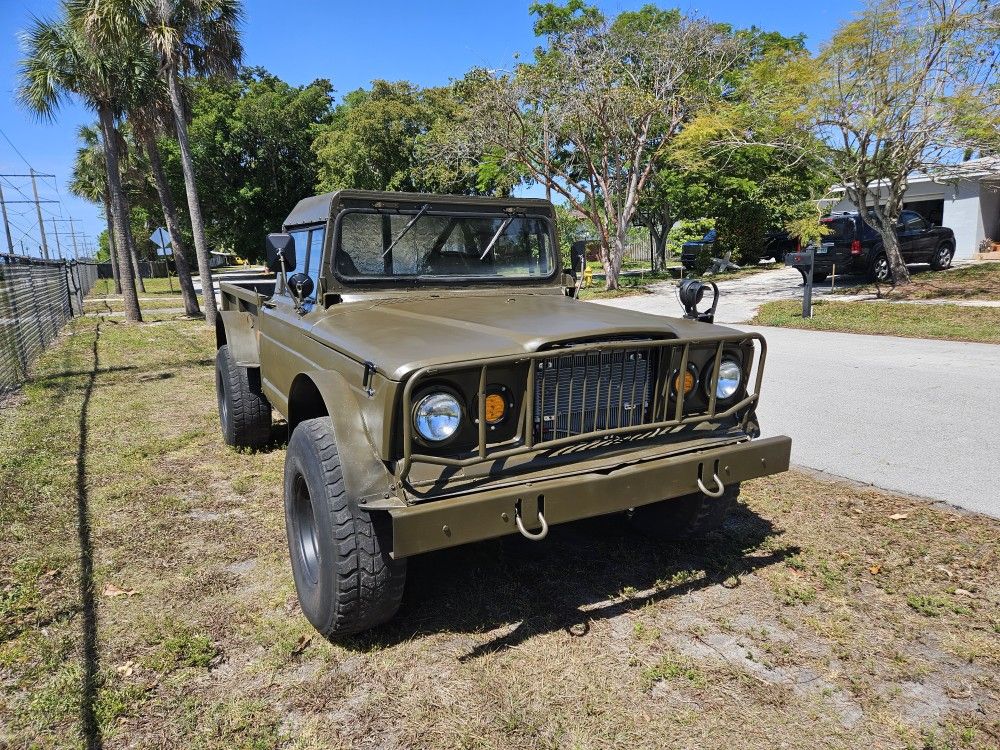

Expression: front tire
xmin=284 ymin=417 xmax=406 ymax=637
xmin=628 ymin=484 xmax=740 ymax=541
xmin=216 ymin=344 xmax=272 ymax=449
xmin=930 ymin=243 xmax=953 ymax=271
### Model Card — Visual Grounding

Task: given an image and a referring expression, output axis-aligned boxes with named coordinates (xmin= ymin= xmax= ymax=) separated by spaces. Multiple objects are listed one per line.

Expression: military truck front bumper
xmin=387 ymin=434 xmax=791 ymax=558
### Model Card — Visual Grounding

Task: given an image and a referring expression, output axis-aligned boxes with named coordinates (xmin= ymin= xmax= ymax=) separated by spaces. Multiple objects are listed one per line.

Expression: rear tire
xmin=869 ymin=253 xmax=892 ymax=283
xmin=216 ymin=344 xmax=272 ymax=449
xmin=930 ymin=243 xmax=953 ymax=271
xmin=284 ymin=417 xmax=406 ymax=637
xmin=812 ymin=272 xmax=828 ymax=283
xmin=628 ymin=484 xmax=740 ymax=541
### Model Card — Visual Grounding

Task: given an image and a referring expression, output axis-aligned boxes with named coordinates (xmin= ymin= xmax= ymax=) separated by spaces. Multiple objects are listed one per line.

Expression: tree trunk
xmin=97 ymin=105 xmax=142 ymax=322
xmin=604 ymin=223 xmax=628 ymax=291
xmin=166 ymin=65 xmax=217 ymax=326
xmin=877 ymin=226 xmax=911 ymax=285
xmin=102 ymin=191 xmax=122 ymax=294
xmin=123 ymin=207 xmax=147 ymax=294
xmin=139 ymin=130 xmax=201 ymax=317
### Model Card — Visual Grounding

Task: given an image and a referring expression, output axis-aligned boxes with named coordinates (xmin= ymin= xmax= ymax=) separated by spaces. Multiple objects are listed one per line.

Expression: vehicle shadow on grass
xmin=350 ymin=504 xmax=795 ymax=661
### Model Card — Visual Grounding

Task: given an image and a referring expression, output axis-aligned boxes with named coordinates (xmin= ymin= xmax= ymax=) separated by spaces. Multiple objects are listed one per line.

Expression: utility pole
xmin=29 ymin=169 xmax=50 ymax=260
xmin=0 ymin=181 xmax=14 ymax=254
xmin=68 ymin=216 xmax=80 ymax=259
xmin=50 ymin=217 xmax=63 ymax=259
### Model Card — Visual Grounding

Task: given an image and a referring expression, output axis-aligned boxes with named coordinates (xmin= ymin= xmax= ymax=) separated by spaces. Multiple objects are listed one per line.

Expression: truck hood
xmin=307 ymin=292 xmax=736 ymax=381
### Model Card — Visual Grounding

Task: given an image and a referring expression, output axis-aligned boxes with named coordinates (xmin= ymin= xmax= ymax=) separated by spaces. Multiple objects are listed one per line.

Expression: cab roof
xmin=282 ymin=189 xmax=555 ymax=229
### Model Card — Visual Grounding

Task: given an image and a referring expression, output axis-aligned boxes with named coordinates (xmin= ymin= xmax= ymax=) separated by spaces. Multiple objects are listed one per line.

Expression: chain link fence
xmin=0 ymin=254 xmax=99 ymax=400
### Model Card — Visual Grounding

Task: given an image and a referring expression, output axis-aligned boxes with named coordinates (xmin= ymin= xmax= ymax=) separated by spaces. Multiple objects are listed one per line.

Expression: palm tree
xmin=129 ymin=95 xmax=202 ymax=316
xmin=18 ymin=9 xmax=143 ymax=322
xmin=69 ymin=124 xmax=123 ymax=294
xmin=142 ymin=0 xmax=245 ymax=327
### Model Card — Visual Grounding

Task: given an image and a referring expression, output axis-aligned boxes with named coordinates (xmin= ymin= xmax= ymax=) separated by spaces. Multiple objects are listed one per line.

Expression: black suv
xmin=792 ymin=210 xmax=955 ymax=283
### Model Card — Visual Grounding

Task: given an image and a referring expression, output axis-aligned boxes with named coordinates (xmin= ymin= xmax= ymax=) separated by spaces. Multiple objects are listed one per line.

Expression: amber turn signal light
xmin=484 ymin=392 xmax=507 ymax=424
xmin=673 ymin=369 xmax=696 ymax=397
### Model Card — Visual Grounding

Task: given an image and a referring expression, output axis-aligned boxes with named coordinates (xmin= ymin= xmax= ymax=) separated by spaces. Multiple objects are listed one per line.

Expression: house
xmin=826 ymin=156 xmax=1000 ymax=260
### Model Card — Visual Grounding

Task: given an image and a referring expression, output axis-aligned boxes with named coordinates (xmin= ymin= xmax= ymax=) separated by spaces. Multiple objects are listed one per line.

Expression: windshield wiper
xmin=381 ymin=203 xmax=430 ymax=258
xmin=479 ymin=216 xmax=513 ymax=260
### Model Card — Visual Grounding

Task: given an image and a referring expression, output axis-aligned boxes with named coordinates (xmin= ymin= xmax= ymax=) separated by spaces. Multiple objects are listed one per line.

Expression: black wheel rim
xmin=292 ymin=474 xmax=320 ymax=584
xmin=216 ymin=368 xmax=228 ymax=428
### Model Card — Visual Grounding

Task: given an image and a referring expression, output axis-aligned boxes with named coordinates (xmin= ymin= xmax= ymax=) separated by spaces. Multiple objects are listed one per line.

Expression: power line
xmin=0 ymin=125 xmax=36 ymax=173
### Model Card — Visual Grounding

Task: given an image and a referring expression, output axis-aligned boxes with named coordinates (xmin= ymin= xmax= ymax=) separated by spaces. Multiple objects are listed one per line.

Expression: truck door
xmin=258 ymin=225 xmax=323 ymax=412
xmin=896 ymin=211 xmax=932 ymax=262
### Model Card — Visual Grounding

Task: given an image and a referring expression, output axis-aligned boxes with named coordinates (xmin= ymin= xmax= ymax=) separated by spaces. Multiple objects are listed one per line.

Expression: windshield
xmin=335 ymin=210 xmax=555 ymax=281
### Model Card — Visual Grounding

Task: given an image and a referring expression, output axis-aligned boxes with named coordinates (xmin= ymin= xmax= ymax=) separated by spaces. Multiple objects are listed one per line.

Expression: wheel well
xmin=215 ymin=318 xmax=227 ymax=350
xmin=287 ymin=374 xmax=329 ymax=435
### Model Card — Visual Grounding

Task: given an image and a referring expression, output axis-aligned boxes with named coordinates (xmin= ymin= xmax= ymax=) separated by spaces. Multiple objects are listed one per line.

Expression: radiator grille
xmin=534 ymin=349 xmax=652 ymax=439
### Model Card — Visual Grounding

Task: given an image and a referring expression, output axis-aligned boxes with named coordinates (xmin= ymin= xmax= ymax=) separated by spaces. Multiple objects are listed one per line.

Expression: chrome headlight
xmin=413 ymin=392 xmax=462 ymax=442
xmin=713 ymin=359 xmax=743 ymax=400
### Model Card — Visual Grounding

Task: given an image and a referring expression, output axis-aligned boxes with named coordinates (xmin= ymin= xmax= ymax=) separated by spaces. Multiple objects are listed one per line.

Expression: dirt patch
xmin=1 ymin=314 xmax=997 ymax=749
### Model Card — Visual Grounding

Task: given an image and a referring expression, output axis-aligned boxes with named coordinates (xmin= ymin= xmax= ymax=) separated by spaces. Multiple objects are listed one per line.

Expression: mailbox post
xmin=785 ymin=247 xmax=815 ymax=318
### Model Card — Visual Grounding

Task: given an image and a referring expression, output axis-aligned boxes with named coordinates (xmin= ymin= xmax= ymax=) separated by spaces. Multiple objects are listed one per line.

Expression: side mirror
xmin=266 ymin=233 xmax=296 ymax=273
xmin=287 ymin=273 xmax=314 ymax=302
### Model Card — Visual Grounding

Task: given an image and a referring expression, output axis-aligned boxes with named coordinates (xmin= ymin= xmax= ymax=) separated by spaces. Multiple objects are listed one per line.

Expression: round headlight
xmin=414 ymin=392 xmax=462 ymax=442
xmin=714 ymin=359 xmax=743 ymax=400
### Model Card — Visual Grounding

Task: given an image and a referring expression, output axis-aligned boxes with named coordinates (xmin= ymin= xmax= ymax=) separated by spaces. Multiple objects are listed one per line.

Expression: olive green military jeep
xmin=214 ymin=190 xmax=791 ymax=637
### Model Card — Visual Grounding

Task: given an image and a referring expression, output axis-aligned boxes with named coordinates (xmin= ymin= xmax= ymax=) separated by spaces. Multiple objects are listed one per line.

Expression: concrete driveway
xmin=592 ymin=276 xmax=1000 ymax=518
xmin=604 ymin=265 xmax=860 ymax=324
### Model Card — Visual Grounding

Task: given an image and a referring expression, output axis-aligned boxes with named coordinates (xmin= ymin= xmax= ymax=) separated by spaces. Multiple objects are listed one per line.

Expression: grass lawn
xmin=753 ymin=299 xmax=1000 ymax=344
xmin=834 ymin=262 xmax=1000 ymax=301
xmin=1 ymin=311 xmax=998 ymax=749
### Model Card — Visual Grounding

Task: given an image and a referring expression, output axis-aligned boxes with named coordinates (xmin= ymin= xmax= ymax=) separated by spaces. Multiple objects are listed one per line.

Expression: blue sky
xmin=0 ymin=0 xmax=860 ymax=257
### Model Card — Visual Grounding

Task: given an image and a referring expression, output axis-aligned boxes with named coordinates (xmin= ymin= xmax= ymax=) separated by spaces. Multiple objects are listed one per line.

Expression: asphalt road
xmin=594 ymin=278 xmax=1000 ymax=518
xmin=741 ymin=326 xmax=999 ymax=518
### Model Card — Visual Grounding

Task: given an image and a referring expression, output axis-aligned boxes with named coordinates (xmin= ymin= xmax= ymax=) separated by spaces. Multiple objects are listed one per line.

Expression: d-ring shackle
xmin=515 ymin=504 xmax=549 ymax=541
xmin=697 ymin=473 xmax=726 ymax=498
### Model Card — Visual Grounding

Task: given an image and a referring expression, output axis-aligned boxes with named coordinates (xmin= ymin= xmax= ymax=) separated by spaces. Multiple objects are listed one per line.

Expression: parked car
xmin=680 ymin=228 xmax=718 ymax=270
xmin=790 ymin=210 xmax=955 ymax=283
xmin=214 ymin=190 xmax=792 ymax=637
xmin=680 ymin=228 xmax=796 ymax=271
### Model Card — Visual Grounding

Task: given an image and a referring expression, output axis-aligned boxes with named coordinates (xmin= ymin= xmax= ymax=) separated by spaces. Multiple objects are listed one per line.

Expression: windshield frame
xmin=330 ymin=206 xmax=561 ymax=286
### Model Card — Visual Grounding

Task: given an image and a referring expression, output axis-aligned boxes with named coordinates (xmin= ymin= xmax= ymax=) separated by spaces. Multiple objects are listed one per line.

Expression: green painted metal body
xmin=217 ymin=190 xmax=792 ymax=558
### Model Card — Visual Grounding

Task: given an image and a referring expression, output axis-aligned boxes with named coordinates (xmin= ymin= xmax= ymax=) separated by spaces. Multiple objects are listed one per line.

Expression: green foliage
xmin=666 ymin=218 xmax=714 ymax=258
xmin=162 ymin=68 xmax=334 ymax=260
xmin=312 ymin=80 xmax=517 ymax=196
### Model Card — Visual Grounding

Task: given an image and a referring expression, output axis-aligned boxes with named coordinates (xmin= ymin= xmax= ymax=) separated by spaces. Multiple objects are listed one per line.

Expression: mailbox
xmin=785 ymin=247 xmax=815 ymax=318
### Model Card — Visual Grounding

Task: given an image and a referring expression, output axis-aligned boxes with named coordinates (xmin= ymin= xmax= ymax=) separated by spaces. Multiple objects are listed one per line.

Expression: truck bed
xmin=219 ymin=272 xmax=277 ymax=316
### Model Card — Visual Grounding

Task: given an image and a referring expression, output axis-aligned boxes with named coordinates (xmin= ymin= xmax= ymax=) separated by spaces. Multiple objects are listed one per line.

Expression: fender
xmin=302 ymin=370 xmax=402 ymax=510
xmin=218 ymin=311 xmax=260 ymax=367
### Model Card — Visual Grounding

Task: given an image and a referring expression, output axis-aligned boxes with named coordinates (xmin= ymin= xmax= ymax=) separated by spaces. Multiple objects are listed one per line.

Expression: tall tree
xmin=128 ymin=77 xmax=201 ymax=316
xmin=141 ymin=0 xmax=244 ymax=326
xmin=438 ymin=2 xmax=745 ymax=289
xmin=168 ymin=69 xmax=333 ymax=261
xmin=19 ymin=9 xmax=143 ymax=322
xmin=688 ymin=0 xmax=999 ymax=284
xmin=815 ymin=0 xmax=999 ymax=283
xmin=312 ymin=80 xmax=516 ymax=196
xmin=68 ymin=124 xmax=123 ymax=293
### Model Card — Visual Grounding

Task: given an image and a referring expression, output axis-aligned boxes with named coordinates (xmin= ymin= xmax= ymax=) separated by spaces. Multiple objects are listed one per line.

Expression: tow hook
xmin=697 ymin=464 xmax=726 ymax=498
xmin=514 ymin=498 xmax=548 ymax=541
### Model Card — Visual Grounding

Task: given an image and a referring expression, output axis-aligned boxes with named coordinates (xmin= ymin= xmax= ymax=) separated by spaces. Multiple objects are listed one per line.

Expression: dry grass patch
xmin=1 ymin=314 xmax=998 ymax=749
xmin=834 ymin=262 xmax=1000 ymax=301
